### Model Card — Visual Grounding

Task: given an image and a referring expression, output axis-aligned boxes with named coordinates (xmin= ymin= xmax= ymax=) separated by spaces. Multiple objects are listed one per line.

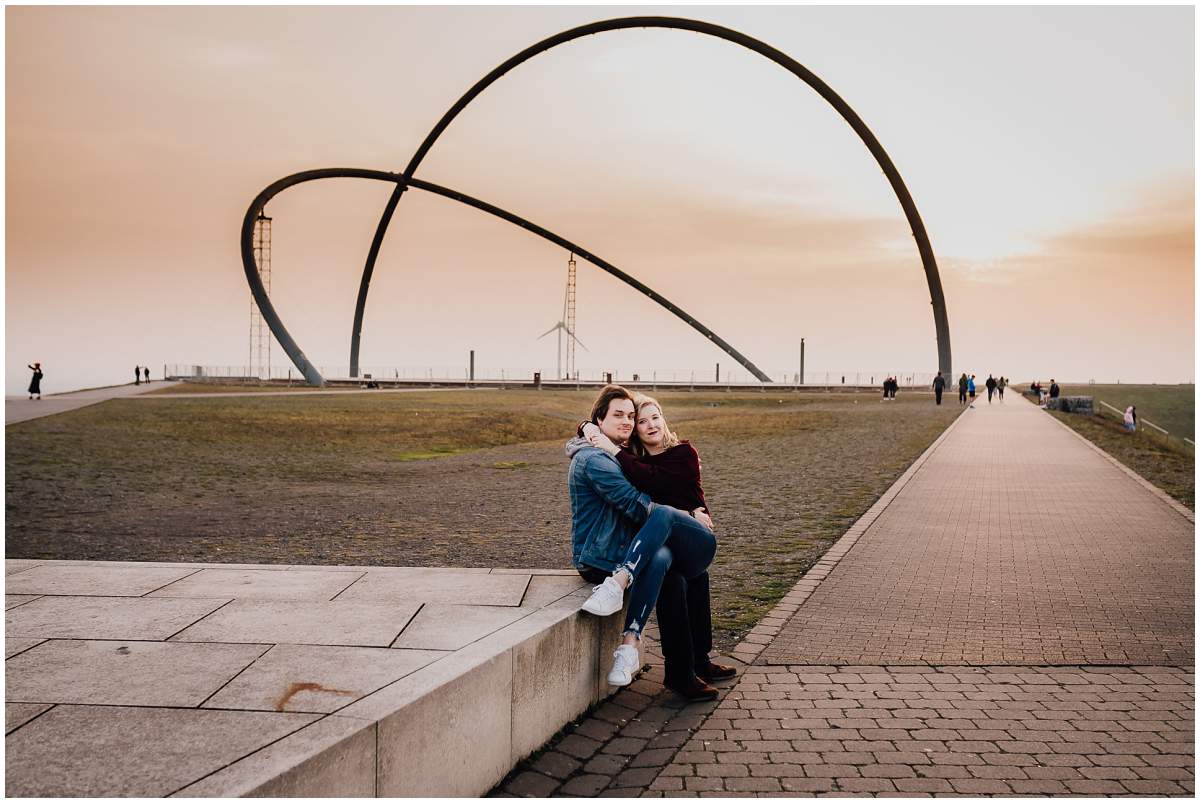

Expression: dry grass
xmin=6 ymin=389 xmax=961 ymax=650
xmin=146 ymin=381 xmax=334 ymax=394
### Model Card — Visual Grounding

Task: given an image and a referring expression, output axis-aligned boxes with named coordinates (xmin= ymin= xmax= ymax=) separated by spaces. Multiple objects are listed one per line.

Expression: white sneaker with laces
xmin=607 ymin=644 xmax=640 ymax=686
xmin=581 ymin=574 xmax=624 ymax=617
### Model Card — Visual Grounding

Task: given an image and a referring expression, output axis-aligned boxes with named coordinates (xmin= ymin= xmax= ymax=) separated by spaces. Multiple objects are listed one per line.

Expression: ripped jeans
xmin=617 ymin=506 xmax=716 ymax=639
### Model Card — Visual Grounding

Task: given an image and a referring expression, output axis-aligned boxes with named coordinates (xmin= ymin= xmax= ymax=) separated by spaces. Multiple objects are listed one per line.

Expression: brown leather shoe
xmin=696 ymin=661 xmax=737 ymax=682
xmin=666 ymin=677 xmax=719 ymax=702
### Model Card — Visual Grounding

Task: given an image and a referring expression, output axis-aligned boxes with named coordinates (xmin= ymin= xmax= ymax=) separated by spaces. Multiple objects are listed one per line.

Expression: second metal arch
xmin=350 ymin=15 xmax=952 ymax=381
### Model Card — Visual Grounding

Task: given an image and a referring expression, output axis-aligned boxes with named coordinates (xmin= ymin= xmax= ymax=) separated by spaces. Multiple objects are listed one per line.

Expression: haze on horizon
xmin=5 ymin=5 xmax=1195 ymax=395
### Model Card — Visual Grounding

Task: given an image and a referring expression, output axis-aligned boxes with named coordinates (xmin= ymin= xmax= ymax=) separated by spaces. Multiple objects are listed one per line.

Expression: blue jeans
xmin=617 ymin=506 xmax=716 ymax=639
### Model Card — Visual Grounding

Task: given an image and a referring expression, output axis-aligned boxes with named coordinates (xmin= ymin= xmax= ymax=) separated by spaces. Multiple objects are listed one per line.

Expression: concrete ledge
xmin=5 ymin=560 xmax=621 ymax=797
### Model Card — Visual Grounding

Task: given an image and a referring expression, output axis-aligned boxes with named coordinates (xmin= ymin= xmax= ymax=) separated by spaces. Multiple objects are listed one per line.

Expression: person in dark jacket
xmin=932 ymin=373 xmax=945 ymax=405
xmin=958 ymin=373 xmax=969 ymax=405
xmin=1049 ymin=379 xmax=1061 ymax=399
xmin=985 ymin=374 xmax=997 ymax=403
xmin=27 ymin=363 xmax=43 ymax=400
xmin=614 ymin=396 xmax=735 ymax=694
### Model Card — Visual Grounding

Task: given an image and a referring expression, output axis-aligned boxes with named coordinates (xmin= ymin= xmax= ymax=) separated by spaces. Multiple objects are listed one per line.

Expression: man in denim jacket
xmin=567 ymin=394 xmax=656 ymax=575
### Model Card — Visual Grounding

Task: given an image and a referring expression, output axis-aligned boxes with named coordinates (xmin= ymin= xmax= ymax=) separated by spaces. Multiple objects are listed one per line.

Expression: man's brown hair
xmin=589 ymin=384 xmax=635 ymax=425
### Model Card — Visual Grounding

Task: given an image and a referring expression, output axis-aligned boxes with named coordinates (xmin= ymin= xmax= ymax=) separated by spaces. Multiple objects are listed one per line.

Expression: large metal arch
xmin=241 ymin=168 xmax=769 ymax=385
xmin=349 ymin=15 xmax=952 ymax=381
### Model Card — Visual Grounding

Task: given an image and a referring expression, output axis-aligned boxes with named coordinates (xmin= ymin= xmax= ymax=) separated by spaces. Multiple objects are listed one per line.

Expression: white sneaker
xmin=581 ymin=575 xmax=624 ymax=617
xmin=607 ymin=644 xmax=640 ymax=686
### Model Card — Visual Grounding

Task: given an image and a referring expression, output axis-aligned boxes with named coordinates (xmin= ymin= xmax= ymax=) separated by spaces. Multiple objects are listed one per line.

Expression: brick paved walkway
xmin=498 ymin=397 xmax=1195 ymax=796
xmin=760 ymin=394 xmax=1193 ymax=666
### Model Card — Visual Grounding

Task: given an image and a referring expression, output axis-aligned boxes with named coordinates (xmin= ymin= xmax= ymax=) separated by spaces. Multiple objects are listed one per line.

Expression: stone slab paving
xmin=7 ymin=595 xmax=229 ymax=640
xmin=495 ymin=397 xmax=1194 ymax=797
xmin=4 ymin=559 xmax=603 ymax=796
xmin=169 ymin=599 xmax=422 ymax=646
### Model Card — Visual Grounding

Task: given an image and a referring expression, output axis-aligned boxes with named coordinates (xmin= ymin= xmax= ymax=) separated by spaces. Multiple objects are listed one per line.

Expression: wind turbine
xmin=538 ymin=253 xmax=587 ymax=379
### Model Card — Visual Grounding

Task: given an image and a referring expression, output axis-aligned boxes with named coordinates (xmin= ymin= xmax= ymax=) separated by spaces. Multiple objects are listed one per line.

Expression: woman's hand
xmin=582 ymin=422 xmax=619 ymax=456
xmin=692 ymin=508 xmax=714 ymax=531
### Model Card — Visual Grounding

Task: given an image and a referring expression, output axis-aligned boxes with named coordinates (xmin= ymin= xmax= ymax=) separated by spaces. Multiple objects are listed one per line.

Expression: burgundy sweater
xmin=616 ymin=441 xmax=709 ymax=516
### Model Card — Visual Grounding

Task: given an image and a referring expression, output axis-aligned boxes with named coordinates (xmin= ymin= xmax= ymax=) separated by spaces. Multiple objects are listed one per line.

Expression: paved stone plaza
xmin=494 ymin=396 xmax=1194 ymax=797
xmin=5 ymin=562 xmax=619 ymax=796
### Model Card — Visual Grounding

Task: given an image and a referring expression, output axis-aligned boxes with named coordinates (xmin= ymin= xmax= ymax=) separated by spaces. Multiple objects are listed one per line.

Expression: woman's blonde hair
xmin=628 ymin=394 xmax=680 ymax=456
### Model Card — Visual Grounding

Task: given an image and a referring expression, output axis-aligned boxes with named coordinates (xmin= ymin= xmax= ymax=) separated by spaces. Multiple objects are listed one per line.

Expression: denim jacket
xmin=565 ymin=436 xmax=655 ymax=572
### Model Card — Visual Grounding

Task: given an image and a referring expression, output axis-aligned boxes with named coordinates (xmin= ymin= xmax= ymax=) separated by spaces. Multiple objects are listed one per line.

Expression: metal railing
xmin=165 ymin=364 xmax=944 ymax=389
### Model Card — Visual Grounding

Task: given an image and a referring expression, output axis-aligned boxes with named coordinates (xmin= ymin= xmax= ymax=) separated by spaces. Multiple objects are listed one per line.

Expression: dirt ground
xmin=6 ymin=389 xmax=960 ymax=650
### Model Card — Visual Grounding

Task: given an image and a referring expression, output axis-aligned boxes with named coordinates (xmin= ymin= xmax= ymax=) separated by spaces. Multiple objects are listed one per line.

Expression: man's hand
xmin=692 ymin=509 xmax=714 ymax=530
xmin=582 ymin=422 xmax=619 ymax=456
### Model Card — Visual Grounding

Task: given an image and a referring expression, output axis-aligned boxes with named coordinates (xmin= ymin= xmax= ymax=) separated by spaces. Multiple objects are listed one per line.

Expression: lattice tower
xmin=249 ymin=213 xmax=273 ymax=379
xmin=565 ymin=252 xmax=577 ymax=379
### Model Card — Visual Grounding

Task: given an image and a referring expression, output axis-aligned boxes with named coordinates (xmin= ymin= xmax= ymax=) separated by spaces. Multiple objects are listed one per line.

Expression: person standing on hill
xmin=932 ymin=373 xmax=945 ymax=405
xmin=985 ymin=374 xmax=997 ymax=403
xmin=1124 ymin=405 xmax=1138 ymax=432
xmin=27 ymin=363 xmax=43 ymax=400
xmin=997 ymin=376 xmax=1007 ymax=402
xmin=958 ymin=373 xmax=969 ymax=405
xmin=143 ymin=367 xmax=150 ymax=383
xmin=134 ymin=366 xmax=141 ymax=386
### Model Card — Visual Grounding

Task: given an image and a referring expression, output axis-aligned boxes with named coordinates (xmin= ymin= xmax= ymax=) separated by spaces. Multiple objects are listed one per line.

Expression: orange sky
xmin=5 ymin=5 xmax=1195 ymax=393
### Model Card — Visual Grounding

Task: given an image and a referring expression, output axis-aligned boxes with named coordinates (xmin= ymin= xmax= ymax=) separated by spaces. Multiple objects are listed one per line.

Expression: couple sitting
xmin=566 ymin=384 xmax=736 ymax=701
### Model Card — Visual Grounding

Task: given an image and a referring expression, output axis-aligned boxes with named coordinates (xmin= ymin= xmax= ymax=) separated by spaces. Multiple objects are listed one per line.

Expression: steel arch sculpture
xmin=242 ymin=16 xmax=952 ymax=386
xmin=241 ymin=168 xmax=768 ymax=385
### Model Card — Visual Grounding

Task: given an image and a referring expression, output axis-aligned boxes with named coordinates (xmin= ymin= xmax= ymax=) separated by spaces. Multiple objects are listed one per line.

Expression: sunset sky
xmin=6 ymin=5 xmax=1194 ymax=394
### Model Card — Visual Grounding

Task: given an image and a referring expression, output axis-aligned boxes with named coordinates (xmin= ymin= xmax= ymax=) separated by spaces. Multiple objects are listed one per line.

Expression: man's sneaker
xmin=607 ymin=644 xmax=640 ymax=686
xmin=581 ymin=575 xmax=624 ymax=617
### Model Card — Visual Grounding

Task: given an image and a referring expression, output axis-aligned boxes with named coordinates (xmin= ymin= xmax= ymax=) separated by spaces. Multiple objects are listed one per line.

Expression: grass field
xmin=6 ymin=388 xmax=962 ymax=651
xmin=147 ymin=381 xmax=332 ymax=394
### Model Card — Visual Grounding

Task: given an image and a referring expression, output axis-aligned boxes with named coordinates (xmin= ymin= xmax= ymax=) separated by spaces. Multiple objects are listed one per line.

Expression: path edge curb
xmin=727 ymin=404 xmax=975 ymax=667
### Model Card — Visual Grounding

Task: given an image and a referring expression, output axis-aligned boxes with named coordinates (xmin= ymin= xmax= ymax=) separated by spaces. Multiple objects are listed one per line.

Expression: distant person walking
xmin=1124 ymin=405 xmax=1137 ymax=432
xmin=143 ymin=367 xmax=150 ymax=383
xmin=968 ymin=375 xmax=976 ymax=401
xmin=958 ymin=373 xmax=968 ymax=405
xmin=889 ymin=377 xmax=898 ymax=399
xmin=932 ymin=373 xmax=945 ymax=405
xmin=985 ymin=374 xmax=997 ymax=403
xmin=135 ymin=366 xmax=141 ymax=386
xmin=1049 ymin=379 xmax=1060 ymax=399
xmin=27 ymin=363 xmax=43 ymax=400
xmin=997 ymin=376 xmax=1007 ymax=402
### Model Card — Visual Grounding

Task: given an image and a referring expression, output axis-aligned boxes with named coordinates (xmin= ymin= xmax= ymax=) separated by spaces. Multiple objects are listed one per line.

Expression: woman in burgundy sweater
xmin=583 ymin=394 xmax=735 ymax=696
